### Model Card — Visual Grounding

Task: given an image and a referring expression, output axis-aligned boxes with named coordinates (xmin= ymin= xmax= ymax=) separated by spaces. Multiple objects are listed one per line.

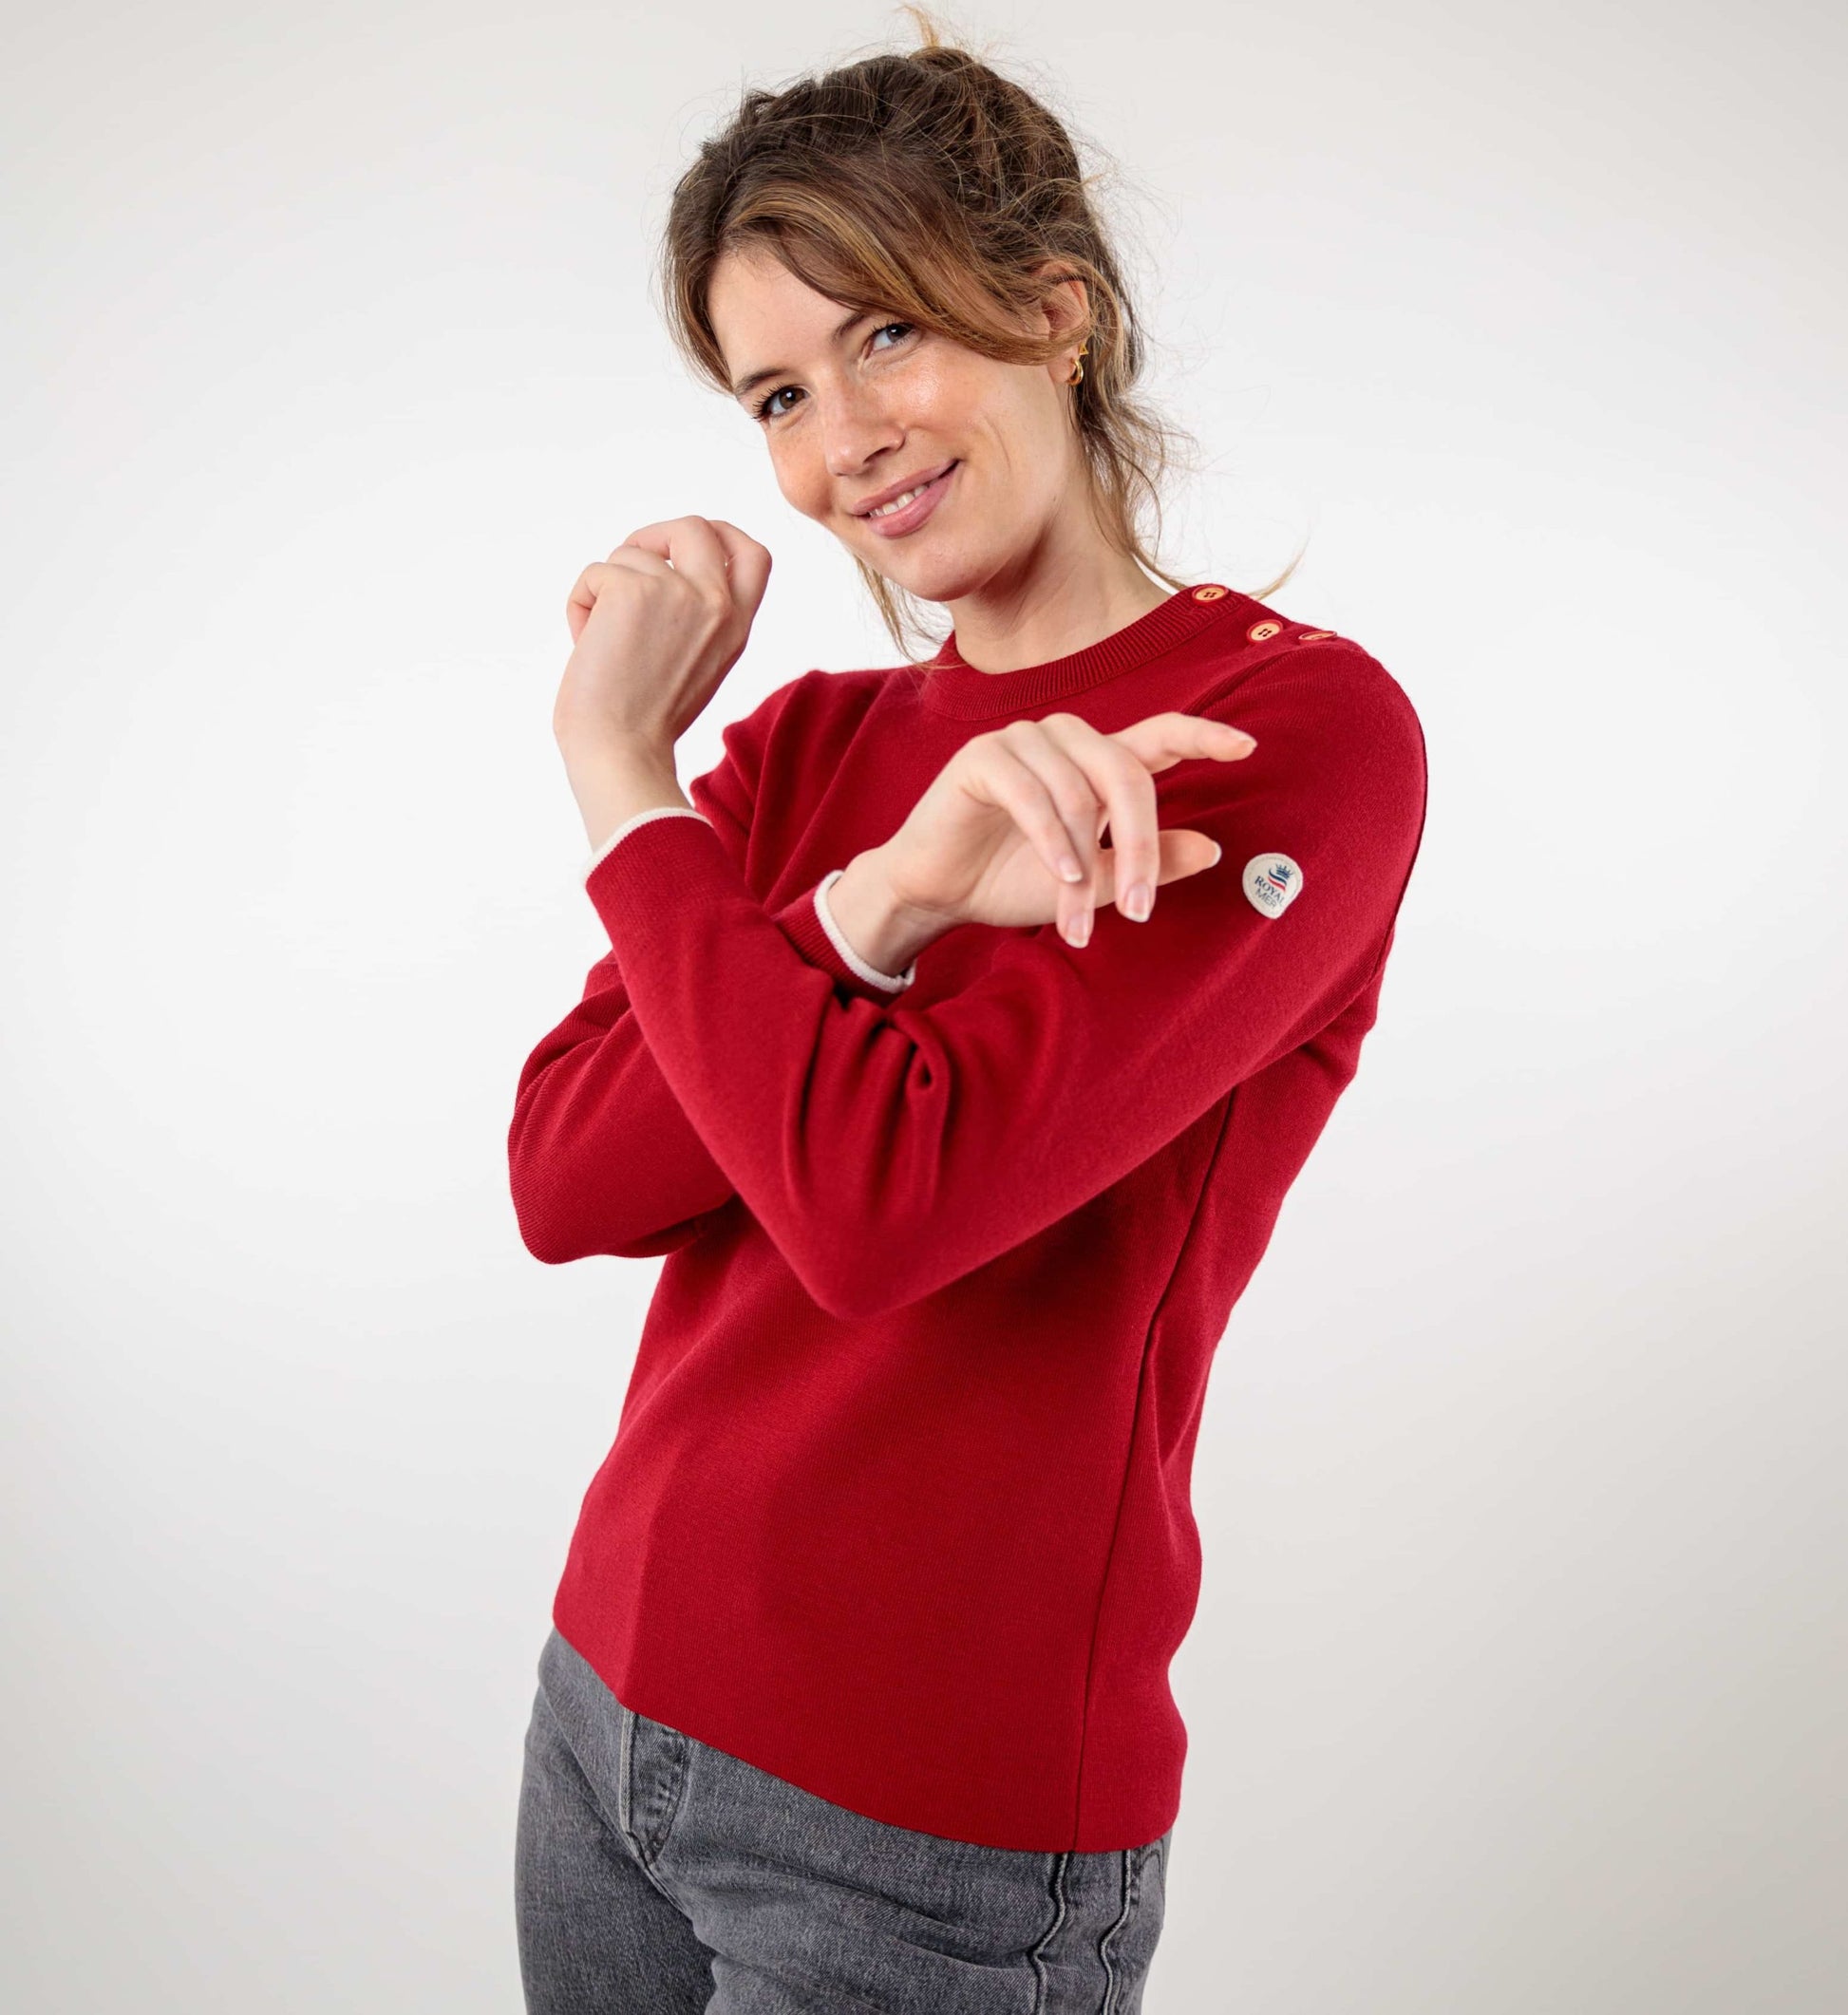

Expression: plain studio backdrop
xmin=4 ymin=3 xmax=1843 ymax=2009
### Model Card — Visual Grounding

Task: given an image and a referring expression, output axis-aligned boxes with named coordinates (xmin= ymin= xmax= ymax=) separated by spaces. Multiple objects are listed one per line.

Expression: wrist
xmin=828 ymin=848 xmax=948 ymax=977
xmin=562 ymin=738 xmax=687 ymax=851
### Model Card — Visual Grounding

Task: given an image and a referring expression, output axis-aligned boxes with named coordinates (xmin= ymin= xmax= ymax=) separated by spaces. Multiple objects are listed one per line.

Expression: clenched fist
xmin=554 ymin=517 xmax=771 ymax=758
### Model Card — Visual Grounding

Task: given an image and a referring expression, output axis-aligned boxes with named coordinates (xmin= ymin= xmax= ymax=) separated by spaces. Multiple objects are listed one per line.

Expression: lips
xmin=855 ymin=461 xmax=960 ymax=538
xmin=853 ymin=460 xmax=958 ymax=518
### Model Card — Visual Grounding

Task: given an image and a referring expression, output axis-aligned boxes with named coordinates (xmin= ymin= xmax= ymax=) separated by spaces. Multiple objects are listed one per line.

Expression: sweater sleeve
xmin=574 ymin=649 xmax=1429 ymax=1318
xmin=508 ymin=678 xmax=914 ymax=1264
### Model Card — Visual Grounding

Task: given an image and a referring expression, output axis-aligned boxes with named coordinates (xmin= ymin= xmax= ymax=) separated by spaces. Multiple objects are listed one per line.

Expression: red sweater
xmin=509 ymin=581 xmax=1428 ymax=1851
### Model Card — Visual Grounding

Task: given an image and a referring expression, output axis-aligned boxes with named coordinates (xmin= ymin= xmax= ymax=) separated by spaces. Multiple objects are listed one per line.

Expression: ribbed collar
xmin=916 ymin=583 xmax=1241 ymax=720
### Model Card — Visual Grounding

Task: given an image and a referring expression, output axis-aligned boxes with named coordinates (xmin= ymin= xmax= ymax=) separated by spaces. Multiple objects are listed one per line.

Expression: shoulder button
xmin=1297 ymin=629 xmax=1336 ymax=642
xmin=1191 ymin=583 xmax=1229 ymax=601
xmin=1247 ymin=619 xmax=1283 ymax=641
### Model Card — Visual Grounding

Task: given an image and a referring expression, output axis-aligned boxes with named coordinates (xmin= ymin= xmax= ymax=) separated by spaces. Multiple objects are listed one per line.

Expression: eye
xmin=751 ymin=321 xmax=917 ymax=424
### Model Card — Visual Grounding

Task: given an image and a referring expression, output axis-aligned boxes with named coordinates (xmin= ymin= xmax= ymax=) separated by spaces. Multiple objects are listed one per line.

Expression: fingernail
xmin=1060 ymin=855 xmax=1084 ymax=882
xmin=1124 ymin=880 xmax=1152 ymax=921
xmin=1210 ymin=843 xmax=1223 ymax=866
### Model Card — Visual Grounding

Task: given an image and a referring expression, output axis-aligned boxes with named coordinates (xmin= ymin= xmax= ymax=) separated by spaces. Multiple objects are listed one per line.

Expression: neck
xmin=937 ymin=541 xmax=1172 ymax=675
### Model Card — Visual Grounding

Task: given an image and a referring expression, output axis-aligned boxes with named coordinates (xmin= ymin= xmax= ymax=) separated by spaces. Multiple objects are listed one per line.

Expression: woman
xmin=509 ymin=17 xmax=1427 ymax=2013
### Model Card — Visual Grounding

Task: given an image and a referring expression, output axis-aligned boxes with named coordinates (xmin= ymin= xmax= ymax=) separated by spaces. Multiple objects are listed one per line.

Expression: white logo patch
xmin=1242 ymin=853 xmax=1304 ymax=918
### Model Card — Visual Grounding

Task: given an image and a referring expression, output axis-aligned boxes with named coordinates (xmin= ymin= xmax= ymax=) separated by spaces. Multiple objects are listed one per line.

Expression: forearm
xmin=568 ymin=657 xmax=1425 ymax=1320
xmin=509 ymin=951 xmax=740 ymax=1262
xmin=518 ymin=727 xmax=936 ymax=1269
xmin=570 ymin=725 xmax=949 ymax=979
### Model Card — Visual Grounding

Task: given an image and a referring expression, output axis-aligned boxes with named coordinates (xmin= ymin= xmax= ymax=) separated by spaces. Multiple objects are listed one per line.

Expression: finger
xmin=994 ymin=718 xmax=1109 ymax=883
xmin=568 ymin=514 xmax=764 ymax=648
xmin=563 ymin=558 xmax=627 ymax=643
xmin=1111 ymin=709 xmax=1257 ymax=774
xmin=1149 ymin=828 xmax=1226 ymax=887
xmin=992 ymin=714 xmax=1215 ymax=935
xmin=1035 ymin=714 xmax=1168 ymax=923
xmin=1086 ymin=710 xmax=1255 ymax=920
xmin=975 ymin=741 xmax=1103 ymax=951
xmin=564 ymin=556 xmax=655 ymax=647
xmin=974 ymin=738 xmax=1107 ymax=949
xmin=596 ymin=521 xmax=770 ymax=640
xmin=611 ymin=517 xmax=736 ymax=604
xmin=703 ymin=520 xmax=774 ymax=612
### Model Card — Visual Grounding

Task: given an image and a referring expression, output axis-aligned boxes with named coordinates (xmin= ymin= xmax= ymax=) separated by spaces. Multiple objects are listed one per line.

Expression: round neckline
xmin=916 ymin=584 xmax=1242 ymax=719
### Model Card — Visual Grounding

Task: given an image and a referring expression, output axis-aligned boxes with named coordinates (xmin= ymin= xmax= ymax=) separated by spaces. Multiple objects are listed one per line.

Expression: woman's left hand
xmin=553 ymin=517 xmax=772 ymax=761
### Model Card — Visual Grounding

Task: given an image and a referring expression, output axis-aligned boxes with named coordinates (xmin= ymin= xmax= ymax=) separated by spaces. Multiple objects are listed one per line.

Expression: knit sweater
xmin=508 ymin=580 xmax=1428 ymax=1852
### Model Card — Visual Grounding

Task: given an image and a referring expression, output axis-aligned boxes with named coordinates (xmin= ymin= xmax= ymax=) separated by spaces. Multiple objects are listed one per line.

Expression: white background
xmin=5 ymin=3 xmax=1843 ymax=2009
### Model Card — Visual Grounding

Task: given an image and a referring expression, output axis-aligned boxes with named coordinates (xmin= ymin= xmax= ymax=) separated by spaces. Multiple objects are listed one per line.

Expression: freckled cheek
xmin=771 ymin=450 xmax=830 ymax=520
xmin=905 ymin=369 xmax=967 ymax=437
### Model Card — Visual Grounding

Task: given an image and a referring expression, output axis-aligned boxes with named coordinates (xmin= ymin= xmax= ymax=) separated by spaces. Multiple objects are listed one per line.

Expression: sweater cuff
xmin=582 ymin=814 xmax=915 ymax=1006
xmin=777 ymin=868 xmax=916 ymax=999
xmin=579 ymin=804 xmax=712 ymax=882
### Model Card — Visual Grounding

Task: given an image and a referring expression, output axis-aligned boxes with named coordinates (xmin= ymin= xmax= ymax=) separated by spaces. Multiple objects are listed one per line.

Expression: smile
xmin=858 ymin=461 xmax=960 ymax=537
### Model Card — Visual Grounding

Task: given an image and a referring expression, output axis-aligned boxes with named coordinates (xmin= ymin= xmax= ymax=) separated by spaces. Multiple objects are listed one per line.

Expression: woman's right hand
xmin=841 ymin=709 xmax=1257 ymax=965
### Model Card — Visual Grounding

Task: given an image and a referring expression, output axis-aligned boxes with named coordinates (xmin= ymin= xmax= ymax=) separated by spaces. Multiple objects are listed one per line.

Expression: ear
xmin=1026 ymin=258 xmax=1091 ymax=374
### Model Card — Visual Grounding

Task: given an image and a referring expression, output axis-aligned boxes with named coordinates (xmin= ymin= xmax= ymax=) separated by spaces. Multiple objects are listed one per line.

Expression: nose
xmin=820 ymin=386 xmax=903 ymax=483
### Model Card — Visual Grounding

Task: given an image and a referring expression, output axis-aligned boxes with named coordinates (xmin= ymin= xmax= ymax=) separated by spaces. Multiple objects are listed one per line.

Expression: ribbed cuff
xmin=766 ymin=870 xmax=915 ymax=1003
xmin=813 ymin=869 xmax=915 ymax=992
xmin=579 ymin=804 xmax=711 ymax=882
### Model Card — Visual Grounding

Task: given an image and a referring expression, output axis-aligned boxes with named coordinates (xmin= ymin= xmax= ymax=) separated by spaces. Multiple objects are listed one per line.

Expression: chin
xmin=862 ymin=544 xmax=987 ymax=605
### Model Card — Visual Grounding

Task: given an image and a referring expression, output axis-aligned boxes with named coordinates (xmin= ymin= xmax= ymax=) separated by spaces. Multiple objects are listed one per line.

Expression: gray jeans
xmin=516 ymin=1627 xmax=1172 ymax=2013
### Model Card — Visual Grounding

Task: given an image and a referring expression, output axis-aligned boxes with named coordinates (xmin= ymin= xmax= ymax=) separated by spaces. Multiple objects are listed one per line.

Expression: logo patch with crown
xmin=1241 ymin=853 xmax=1304 ymax=918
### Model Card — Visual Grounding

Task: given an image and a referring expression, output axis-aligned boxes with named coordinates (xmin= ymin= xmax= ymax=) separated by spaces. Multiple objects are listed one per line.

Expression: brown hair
xmin=654 ymin=6 xmax=1303 ymax=666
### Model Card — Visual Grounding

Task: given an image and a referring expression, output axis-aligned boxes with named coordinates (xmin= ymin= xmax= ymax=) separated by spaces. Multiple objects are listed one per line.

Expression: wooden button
xmin=1247 ymin=619 xmax=1283 ymax=641
xmin=1298 ymin=629 xmax=1335 ymax=642
xmin=1191 ymin=583 xmax=1228 ymax=601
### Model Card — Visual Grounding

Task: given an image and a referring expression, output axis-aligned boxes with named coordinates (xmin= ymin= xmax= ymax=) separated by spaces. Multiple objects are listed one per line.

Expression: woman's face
xmin=708 ymin=248 xmax=1086 ymax=604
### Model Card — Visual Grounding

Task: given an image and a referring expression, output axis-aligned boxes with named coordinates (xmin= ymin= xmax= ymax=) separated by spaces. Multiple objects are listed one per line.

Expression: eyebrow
xmin=729 ymin=308 xmax=874 ymax=401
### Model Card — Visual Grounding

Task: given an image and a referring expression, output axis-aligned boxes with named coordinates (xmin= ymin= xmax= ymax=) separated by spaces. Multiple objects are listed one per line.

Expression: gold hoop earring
xmin=1066 ymin=342 xmax=1089 ymax=387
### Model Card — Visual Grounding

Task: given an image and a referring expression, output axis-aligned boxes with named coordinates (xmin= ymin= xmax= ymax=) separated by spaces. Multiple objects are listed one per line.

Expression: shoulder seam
xmin=1189 ymin=638 xmax=1394 ymax=718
